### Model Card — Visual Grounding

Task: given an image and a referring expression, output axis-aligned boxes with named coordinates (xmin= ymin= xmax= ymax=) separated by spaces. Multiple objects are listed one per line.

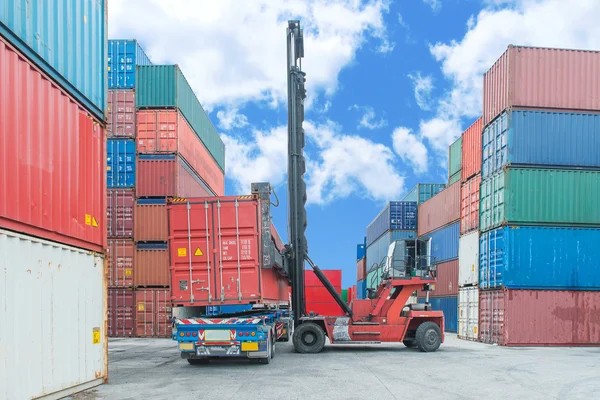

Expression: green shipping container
xmin=448 ymin=171 xmax=461 ymax=185
xmin=341 ymin=289 xmax=348 ymax=303
xmin=136 ymin=65 xmax=225 ymax=171
xmin=448 ymin=137 xmax=462 ymax=178
xmin=480 ymin=168 xmax=600 ymax=232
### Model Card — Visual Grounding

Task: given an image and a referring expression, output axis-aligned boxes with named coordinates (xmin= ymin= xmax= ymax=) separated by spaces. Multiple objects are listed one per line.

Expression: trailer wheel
xmin=415 ymin=322 xmax=442 ymax=352
xmin=293 ymin=322 xmax=326 ymax=354
xmin=187 ymin=358 xmax=209 ymax=365
xmin=258 ymin=336 xmax=273 ymax=364
xmin=271 ymin=332 xmax=276 ymax=359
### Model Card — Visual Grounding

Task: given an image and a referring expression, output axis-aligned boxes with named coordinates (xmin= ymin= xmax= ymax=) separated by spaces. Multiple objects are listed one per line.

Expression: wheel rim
xmin=302 ymin=331 xmax=317 ymax=346
xmin=425 ymin=329 xmax=438 ymax=346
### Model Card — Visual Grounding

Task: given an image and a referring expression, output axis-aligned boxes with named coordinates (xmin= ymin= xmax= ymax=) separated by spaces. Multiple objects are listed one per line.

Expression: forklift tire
xmin=415 ymin=322 xmax=442 ymax=352
xmin=187 ymin=358 xmax=209 ymax=365
xmin=293 ymin=322 xmax=326 ymax=354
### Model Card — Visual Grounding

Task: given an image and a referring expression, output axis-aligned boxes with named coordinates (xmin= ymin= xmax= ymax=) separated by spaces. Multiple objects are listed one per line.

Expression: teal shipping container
xmin=448 ymin=137 xmax=462 ymax=178
xmin=108 ymin=40 xmax=151 ymax=89
xmin=136 ymin=65 xmax=225 ymax=171
xmin=1 ymin=0 xmax=107 ymax=120
xmin=402 ymin=183 xmax=446 ymax=204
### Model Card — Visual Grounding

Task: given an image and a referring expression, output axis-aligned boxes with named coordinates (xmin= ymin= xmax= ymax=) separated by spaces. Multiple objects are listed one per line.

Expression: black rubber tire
xmin=259 ymin=338 xmax=272 ymax=364
xmin=271 ymin=332 xmax=276 ymax=359
xmin=292 ymin=322 xmax=326 ymax=354
xmin=403 ymin=338 xmax=417 ymax=348
xmin=415 ymin=322 xmax=442 ymax=352
xmin=187 ymin=358 xmax=209 ymax=365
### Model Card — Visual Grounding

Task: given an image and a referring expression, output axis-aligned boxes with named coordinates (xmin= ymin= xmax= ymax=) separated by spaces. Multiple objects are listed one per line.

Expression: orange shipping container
xmin=137 ymin=110 xmax=225 ymax=196
xmin=107 ymin=239 xmax=134 ymax=287
xmin=461 ymin=117 xmax=482 ymax=182
xmin=134 ymin=199 xmax=168 ymax=242
xmin=356 ymin=257 xmax=366 ymax=281
xmin=460 ymin=175 xmax=481 ymax=235
xmin=417 ymin=182 xmax=460 ymax=236
xmin=135 ymin=289 xmax=171 ymax=338
xmin=134 ymin=243 xmax=170 ymax=287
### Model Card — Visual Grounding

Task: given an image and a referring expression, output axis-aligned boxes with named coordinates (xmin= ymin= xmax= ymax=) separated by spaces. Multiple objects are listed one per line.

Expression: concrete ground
xmin=71 ymin=335 xmax=600 ymax=400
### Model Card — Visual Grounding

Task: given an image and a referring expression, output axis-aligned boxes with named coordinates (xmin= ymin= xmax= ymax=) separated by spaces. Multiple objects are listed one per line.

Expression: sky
xmin=109 ymin=0 xmax=600 ymax=288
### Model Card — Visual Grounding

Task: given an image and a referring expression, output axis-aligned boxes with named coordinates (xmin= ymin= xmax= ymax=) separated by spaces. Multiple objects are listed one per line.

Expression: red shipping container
xmin=419 ymin=260 xmax=458 ymax=297
xmin=305 ymin=302 xmax=344 ymax=316
xmin=417 ymin=182 xmax=460 ymax=236
xmin=479 ymin=288 xmax=600 ymax=346
xmin=137 ymin=155 xmax=215 ymax=198
xmin=483 ymin=46 xmax=600 ymax=126
xmin=107 ymin=89 xmax=135 ymax=138
xmin=135 ymin=289 xmax=172 ymax=338
xmin=460 ymin=175 xmax=481 ymax=235
xmin=461 ymin=117 xmax=482 ymax=182
xmin=356 ymin=257 xmax=366 ymax=281
xmin=108 ymin=289 xmax=135 ymax=337
xmin=0 ymin=37 xmax=106 ymax=253
xmin=107 ymin=189 xmax=134 ymax=238
xmin=169 ymin=196 xmax=289 ymax=306
xmin=305 ymin=287 xmax=340 ymax=303
xmin=134 ymin=243 xmax=170 ymax=287
xmin=108 ymin=239 xmax=134 ymax=287
xmin=134 ymin=199 xmax=168 ymax=242
xmin=137 ymin=110 xmax=225 ymax=196
xmin=305 ymin=270 xmax=342 ymax=288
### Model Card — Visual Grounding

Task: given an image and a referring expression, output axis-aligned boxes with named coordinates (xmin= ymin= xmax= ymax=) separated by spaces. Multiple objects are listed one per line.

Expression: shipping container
xmin=0 ymin=37 xmax=106 ymax=253
xmin=480 ymin=168 xmax=600 ymax=232
xmin=448 ymin=136 xmax=462 ymax=179
xmin=0 ymin=0 xmax=107 ymax=120
xmin=305 ymin=302 xmax=344 ymax=316
xmin=418 ymin=259 xmax=458 ymax=297
xmin=134 ymin=198 xmax=168 ymax=242
xmin=366 ymin=201 xmax=417 ymax=246
xmin=137 ymin=109 xmax=225 ymax=195
xmin=107 ymin=90 xmax=136 ymax=138
xmin=356 ymin=279 xmax=367 ymax=300
xmin=107 ymin=239 xmax=134 ymax=287
xmin=448 ymin=171 xmax=461 ymax=185
xmin=482 ymin=109 xmax=600 ymax=179
xmin=169 ymin=195 xmax=288 ymax=306
xmin=356 ymin=242 xmax=366 ymax=261
xmin=479 ymin=288 xmax=600 ymax=346
xmin=107 ymin=189 xmax=134 ymax=238
xmin=460 ymin=174 xmax=480 ymax=235
xmin=205 ymin=304 xmax=253 ymax=316
xmin=108 ymin=39 xmax=152 ymax=89
xmin=134 ymin=243 xmax=170 ymax=287
xmin=136 ymin=65 xmax=225 ymax=170
xmin=461 ymin=117 xmax=483 ymax=182
xmin=107 ymin=139 xmax=136 ymax=188
xmin=306 ymin=287 xmax=341 ymax=303
xmin=356 ymin=257 xmax=367 ymax=281
xmin=0 ymin=230 xmax=106 ymax=399
xmin=483 ymin=45 xmax=600 ymax=126
xmin=479 ymin=226 xmax=600 ymax=290
xmin=341 ymin=289 xmax=349 ymax=303
xmin=420 ymin=222 xmax=459 ymax=264
xmin=108 ymin=289 xmax=135 ymax=337
xmin=402 ymin=183 xmax=446 ymax=204
xmin=136 ymin=154 xmax=216 ymax=198
xmin=366 ymin=230 xmax=417 ymax=275
xmin=420 ymin=296 xmax=458 ymax=333
xmin=417 ymin=182 xmax=460 ymax=236
xmin=458 ymin=231 xmax=479 ymax=287
xmin=305 ymin=270 xmax=342 ymax=289
xmin=458 ymin=286 xmax=478 ymax=341
xmin=135 ymin=289 xmax=172 ymax=338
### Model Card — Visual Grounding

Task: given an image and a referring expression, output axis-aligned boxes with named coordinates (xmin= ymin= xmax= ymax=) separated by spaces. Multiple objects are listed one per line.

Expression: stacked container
xmin=305 ymin=270 xmax=344 ymax=316
xmin=448 ymin=137 xmax=462 ymax=185
xmin=356 ymin=238 xmax=367 ymax=299
xmin=478 ymin=45 xmax=600 ymax=346
xmin=0 ymin=3 xmax=108 ymax=398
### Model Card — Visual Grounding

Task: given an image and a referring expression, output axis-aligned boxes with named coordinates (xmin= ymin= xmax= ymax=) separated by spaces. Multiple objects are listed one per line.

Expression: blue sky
xmin=110 ymin=0 xmax=600 ymax=288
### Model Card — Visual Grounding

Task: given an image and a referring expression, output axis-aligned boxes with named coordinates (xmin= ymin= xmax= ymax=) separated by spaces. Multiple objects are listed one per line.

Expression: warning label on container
xmin=92 ymin=327 xmax=101 ymax=344
xmin=178 ymin=248 xmax=187 ymax=257
xmin=138 ymin=302 xmax=145 ymax=311
xmin=85 ymin=214 xmax=92 ymax=226
xmin=194 ymin=247 xmax=203 ymax=256
xmin=125 ymin=269 xmax=132 ymax=277
xmin=92 ymin=217 xmax=99 ymax=227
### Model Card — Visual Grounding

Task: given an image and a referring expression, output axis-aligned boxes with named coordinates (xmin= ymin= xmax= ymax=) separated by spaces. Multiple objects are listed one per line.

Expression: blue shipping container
xmin=402 ymin=183 xmax=446 ymax=204
xmin=419 ymin=222 xmax=459 ymax=264
xmin=1 ymin=0 xmax=107 ymax=120
xmin=480 ymin=226 xmax=600 ymax=290
xmin=107 ymin=139 xmax=136 ymax=188
xmin=366 ymin=201 xmax=417 ymax=246
xmin=366 ymin=230 xmax=417 ymax=272
xmin=482 ymin=109 xmax=600 ymax=179
xmin=356 ymin=243 xmax=366 ymax=261
xmin=356 ymin=279 xmax=367 ymax=300
xmin=418 ymin=296 xmax=457 ymax=332
xmin=205 ymin=305 xmax=253 ymax=316
xmin=108 ymin=39 xmax=152 ymax=89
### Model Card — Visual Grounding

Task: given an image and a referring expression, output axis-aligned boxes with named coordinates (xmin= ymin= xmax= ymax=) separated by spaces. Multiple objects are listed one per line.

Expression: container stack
xmin=1 ymin=3 xmax=108 ymax=398
xmin=448 ymin=137 xmax=462 ymax=185
xmin=305 ymin=270 xmax=344 ymax=316
xmin=401 ymin=183 xmax=446 ymax=203
xmin=356 ymin=238 xmax=367 ymax=299
xmin=478 ymin=45 xmax=600 ymax=346
xmin=457 ymin=117 xmax=482 ymax=341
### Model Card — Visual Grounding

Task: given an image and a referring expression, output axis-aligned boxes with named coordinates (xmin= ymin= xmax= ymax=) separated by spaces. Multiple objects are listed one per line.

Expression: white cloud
xmin=398 ymin=13 xmax=409 ymax=29
xmin=407 ymin=72 xmax=434 ymax=111
xmin=392 ymin=127 xmax=429 ymax=174
xmin=423 ymin=0 xmax=442 ymax=12
xmin=350 ymin=105 xmax=387 ymax=130
xmin=216 ymin=107 xmax=249 ymax=130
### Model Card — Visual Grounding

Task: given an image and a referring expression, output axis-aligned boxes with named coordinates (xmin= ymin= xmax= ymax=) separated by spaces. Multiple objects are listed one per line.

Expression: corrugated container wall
xmin=136 ymin=65 xmax=225 ymax=171
xmin=357 ymin=279 xmax=367 ymax=300
xmin=482 ymin=109 xmax=600 ymax=179
xmin=366 ymin=230 xmax=417 ymax=274
xmin=0 ymin=37 xmax=106 ymax=252
xmin=421 ymin=260 xmax=458 ymax=297
xmin=356 ymin=257 xmax=366 ymax=281
xmin=422 ymin=296 xmax=458 ymax=333
xmin=134 ymin=243 xmax=170 ymax=287
xmin=479 ymin=288 xmax=600 ymax=346
xmin=402 ymin=183 xmax=446 ymax=204
xmin=448 ymin=171 xmax=461 ymax=185
xmin=107 ymin=90 xmax=136 ymax=138
xmin=460 ymin=174 xmax=480 ymax=235
xmin=480 ymin=168 xmax=600 ymax=232
xmin=448 ymin=136 xmax=462 ymax=178
xmin=134 ymin=199 xmax=168 ymax=242
xmin=417 ymin=182 xmax=460 ymax=236
xmin=107 ymin=139 xmax=136 ymax=188
xmin=356 ymin=243 xmax=366 ymax=261
xmin=458 ymin=287 xmax=479 ymax=341
xmin=135 ymin=289 xmax=172 ymax=337
xmin=458 ymin=231 xmax=479 ymax=287
xmin=0 ymin=230 xmax=106 ymax=399
xmin=483 ymin=46 xmax=600 ymax=126
xmin=420 ymin=222 xmax=459 ymax=264
xmin=107 ymin=189 xmax=134 ymax=238
xmin=108 ymin=289 xmax=135 ymax=337
xmin=137 ymin=110 xmax=225 ymax=195
xmin=479 ymin=226 xmax=600 ymax=290
xmin=108 ymin=39 xmax=152 ymax=89
xmin=461 ymin=117 xmax=483 ymax=182
xmin=366 ymin=201 xmax=417 ymax=246
xmin=107 ymin=239 xmax=134 ymax=287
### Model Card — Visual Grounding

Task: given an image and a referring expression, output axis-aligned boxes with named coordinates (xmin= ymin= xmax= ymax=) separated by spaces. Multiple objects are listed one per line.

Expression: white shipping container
xmin=458 ymin=231 xmax=479 ymax=286
xmin=458 ymin=286 xmax=479 ymax=341
xmin=0 ymin=230 xmax=107 ymax=400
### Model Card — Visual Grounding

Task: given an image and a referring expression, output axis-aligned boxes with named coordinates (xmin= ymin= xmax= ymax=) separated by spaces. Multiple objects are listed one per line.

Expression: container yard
xmin=3 ymin=2 xmax=600 ymax=399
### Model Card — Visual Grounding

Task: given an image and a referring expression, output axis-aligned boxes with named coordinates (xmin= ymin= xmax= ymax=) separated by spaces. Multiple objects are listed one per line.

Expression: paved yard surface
xmin=71 ymin=335 xmax=600 ymax=400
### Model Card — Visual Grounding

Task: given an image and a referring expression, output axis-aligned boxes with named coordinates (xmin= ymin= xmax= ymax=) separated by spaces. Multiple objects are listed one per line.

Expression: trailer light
xmin=245 ymin=332 xmax=250 ymax=337
xmin=179 ymin=332 xmax=185 ymax=337
xmin=251 ymin=332 xmax=256 ymax=337
xmin=186 ymin=332 xmax=191 ymax=337
xmin=238 ymin=331 xmax=243 ymax=337
xmin=192 ymin=332 xmax=197 ymax=337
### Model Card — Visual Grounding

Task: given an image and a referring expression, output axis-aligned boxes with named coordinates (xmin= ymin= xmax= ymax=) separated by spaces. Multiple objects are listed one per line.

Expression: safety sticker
xmin=138 ymin=302 xmax=145 ymax=311
xmin=85 ymin=214 xmax=92 ymax=226
xmin=194 ymin=247 xmax=203 ymax=256
xmin=125 ymin=269 xmax=132 ymax=277
xmin=178 ymin=248 xmax=187 ymax=257
xmin=92 ymin=217 xmax=99 ymax=227
xmin=92 ymin=327 xmax=101 ymax=344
